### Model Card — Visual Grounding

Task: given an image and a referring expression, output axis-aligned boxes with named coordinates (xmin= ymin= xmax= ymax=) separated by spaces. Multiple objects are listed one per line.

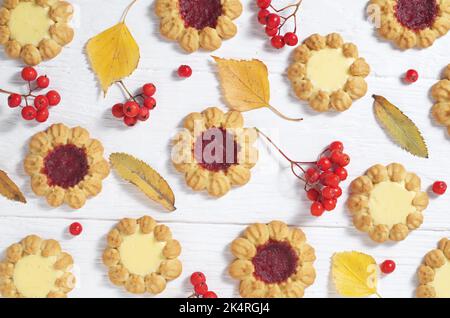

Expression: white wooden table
xmin=0 ymin=0 xmax=449 ymax=298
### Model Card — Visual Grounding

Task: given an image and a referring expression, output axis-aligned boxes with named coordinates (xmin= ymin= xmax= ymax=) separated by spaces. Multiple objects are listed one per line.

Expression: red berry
xmin=271 ymin=35 xmax=285 ymax=49
xmin=323 ymin=173 xmax=340 ymax=188
xmin=305 ymin=168 xmax=320 ymax=184
xmin=329 ymin=141 xmax=344 ymax=152
xmin=36 ymin=75 xmax=49 ymax=89
xmin=319 ymin=171 xmax=333 ymax=183
xmin=334 ymin=167 xmax=348 ymax=181
xmin=380 ymin=260 xmax=396 ymax=274
xmin=317 ymin=157 xmax=332 ymax=171
xmin=405 ymin=69 xmax=419 ymax=83
xmin=34 ymin=95 xmax=49 ymax=110
xmin=322 ymin=186 xmax=336 ymax=199
xmin=257 ymin=9 xmax=270 ymax=24
xmin=21 ymin=106 xmax=36 ymax=120
xmin=194 ymin=282 xmax=208 ymax=296
xmin=329 ymin=150 xmax=342 ymax=164
xmin=36 ymin=108 xmax=49 ymax=123
xmin=306 ymin=189 xmax=320 ymax=201
xmin=322 ymin=198 xmax=337 ymax=211
xmin=333 ymin=186 xmax=343 ymax=198
xmin=284 ymin=32 xmax=298 ymax=46
xmin=266 ymin=13 xmax=280 ymax=28
xmin=310 ymin=201 xmax=324 ymax=217
xmin=143 ymin=97 xmax=156 ymax=109
xmin=203 ymin=291 xmax=218 ymax=298
xmin=337 ymin=153 xmax=350 ymax=167
xmin=138 ymin=107 xmax=150 ymax=121
xmin=123 ymin=101 xmax=140 ymax=117
xmin=142 ymin=83 xmax=156 ymax=97
xmin=69 ymin=222 xmax=83 ymax=236
xmin=256 ymin=0 xmax=271 ymax=9
xmin=190 ymin=272 xmax=206 ymax=286
xmin=265 ymin=26 xmax=278 ymax=37
xmin=124 ymin=116 xmax=138 ymax=127
xmin=8 ymin=93 xmax=21 ymax=108
xmin=178 ymin=65 xmax=192 ymax=78
xmin=432 ymin=181 xmax=447 ymax=195
xmin=46 ymin=90 xmax=61 ymax=106
xmin=112 ymin=103 xmax=125 ymax=118
xmin=21 ymin=66 xmax=37 ymax=81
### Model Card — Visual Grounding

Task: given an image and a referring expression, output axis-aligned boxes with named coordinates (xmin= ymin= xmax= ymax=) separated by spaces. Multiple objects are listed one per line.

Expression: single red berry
xmin=337 ymin=153 xmax=350 ymax=167
xmin=322 ymin=198 xmax=337 ymax=211
xmin=124 ymin=116 xmax=138 ymax=127
xmin=334 ymin=167 xmax=348 ymax=181
xmin=138 ymin=107 xmax=150 ymax=121
xmin=69 ymin=222 xmax=83 ymax=236
xmin=380 ymin=260 xmax=396 ymax=274
xmin=46 ymin=90 xmax=61 ymax=106
xmin=330 ymin=150 xmax=343 ymax=164
xmin=323 ymin=173 xmax=340 ymax=188
xmin=123 ymin=101 xmax=140 ymax=117
xmin=21 ymin=106 xmax=37 ymax=120
xmin=432 ymin=181 xmax=447 ymax=195
xmin=190 ymin=272 xmax=206 ymax=286
xmin=271 ymin=35 xmax=285 ymax=49
xmin=284 ymin=32 xmax=298 ymax=46
xmin=305 ymin=168 xmax=320 ymax=184
xmin=194 ymin=282 xmax=208 ymax=296
xmin=310 ymin=201 xmax=325 ymax=217
xmin=112 ymin=103 xmax=125 ymax=118
xmin=319 ymin=171 xmax=333 ymax=183
xmin=329 ymin=141 xmax=344 ymax=152
xmin=178 ymin=65 xmax=192 ymax=78
xmin=21 ymin=66 xmax=37 ymax=81
xmin=257 ymin=9 xmax=270 ymax=24
xmin=143 ymin=97 xmax=156 ymax=109
xmin=8 ymin=93 xmax=21 ymax=108
xmin=36 ymin=75 xmax=50 ymax=88
xmin=306 ymin=189 xmax=320 ymax=201
xmin=265 ymin=26 xmax=278 ymax=37
xmin=405 ymin=69 xmax=419 ymax=83
xmin=203 ymin=291 xmax=218 ymax=298
xmin=266 ymin=13 xmax=280 ymax=28
xmin=34 ymin=95 xmax=49 ymax=110
xmin=142 ymin=83 xmax=156 ymax=97
xmin=36 ymin=108 xmax=49 ymax=123
xmin=322 ymin=186 xmax=336 ymax=200
xmin=317 ymin=157 xmax=332 ymax=171
xmin=256 ymin=0 xmax=271 ymax=9
xmin=333 ymin=186 xmax=343 ymax=198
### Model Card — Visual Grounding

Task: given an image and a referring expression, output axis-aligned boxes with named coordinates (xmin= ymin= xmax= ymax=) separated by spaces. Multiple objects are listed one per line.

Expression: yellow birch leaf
xmin=0 ymin=170 xmax=26 ymax=203
xmin=86 ymin=22 xmax=140 ymax=95
xmin=373 ymin=95 xmax=428 ymax=158
xmin=332 ymin=251 xmax=379 ymax=297
xmin=110 ymin=153 xmax=175 ymax=212
xmin=212 ymin=56 xmax=302 ymax=122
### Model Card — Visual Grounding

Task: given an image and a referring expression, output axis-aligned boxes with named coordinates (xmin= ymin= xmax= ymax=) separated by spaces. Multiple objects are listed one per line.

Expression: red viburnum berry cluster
xmin=2 ymin=66 xmax=61 ymax=123
xmin=111 ymin=81 xmax=157 ymax=127
xmin=257 ymin=129 xmax=350 ymax=217
xmin=189 ymin=272 xmax=218 ymax=298
xmin=256 ymin=0 xmax=302 ymax=49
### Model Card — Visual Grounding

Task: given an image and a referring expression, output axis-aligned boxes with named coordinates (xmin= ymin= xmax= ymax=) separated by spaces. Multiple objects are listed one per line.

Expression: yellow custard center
xmin=368 ymin=181 xmax=416 ymax=228
xmin=13 ymin=254 xmax=61 ymax=298
xmin=431 ymin=260 xmax=450 ymax=298
xmin=306 ymin=48 xmax=355 ymax=92
xmin=119 ymin=232 xmax=166 ymax=276
xmin=8 ymin=2 xmax=53 ymax=47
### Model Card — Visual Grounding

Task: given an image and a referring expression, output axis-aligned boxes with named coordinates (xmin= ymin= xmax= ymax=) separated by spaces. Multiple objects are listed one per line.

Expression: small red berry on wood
xmin=380 ymin=260 xmax=396 ymax=274
xmin=69 ymin=222 xmax=83 ymax=236
xmin=36 ymin=75 xmax=50 ymax=89
xmin=432 ymin=181 xmax=447 ymax=195
xmin=137 ymin=107 xmax=150 ymax=121
xmin=405 ymin=69 xmax=419 ymax=83
xmin=144 ymin=97 xmax=156 ymax=109
xmin=21 ymin=66 xmax=37 ymax=82
xmin=257 ymin=9 xmax=270 ymax=24
xmin=311 ymin=201 xmax=325 ymax=217
xmin=203 ymin=291 xmax=218 ymax=298
xmin=21 ymin=106 xmax=37 ymax=120
xmin=329 ymin=141 xmax=344 ymax=152
xmin=257 ymin=0 xmax=271 ymax=9
xmin=271 ymin=35 xmax=285 ymax=49
xmin=307 ymin=189 xmax=320 ymax=201
xmin=190 ymin=272 xmax=206 ymax=286
xmin=36 ymin=108 xmax=49 ymax=123
xmin=142 ymin=83 xmax=156 ymax=97
xmin=34 ymin=95 xmax=49 ymax=110
xmin=8 ymin=94 xmax=21 ymax=108
xmin=178 ymin=65 xmax=192 ymax=78
xmin=284 ymin=32 xmax=298 ymax=46
xmin=112 ymin=103 xmax=125 ymax=118
xmin=123 ymin=101 xmax=140 ymax=118
xmin=334 ymin=167 xmax=348 ymax=181
xmin=46 ymin=90 xmax=61 ymax=106
xmin=317 ymin=157 xmax=332 ymax=171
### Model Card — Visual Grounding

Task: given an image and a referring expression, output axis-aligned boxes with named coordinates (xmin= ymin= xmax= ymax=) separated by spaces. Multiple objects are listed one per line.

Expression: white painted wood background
xmin=0 ymin=0 xmax=449 ymax=298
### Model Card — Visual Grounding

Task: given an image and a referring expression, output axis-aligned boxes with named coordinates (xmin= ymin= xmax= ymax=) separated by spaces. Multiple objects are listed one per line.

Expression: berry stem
xmin=270 ymin=0 xmax=302 ymax=33
xmin=267 ymin=104 xmax=303 ymax=122
xmin=121 ymin=0 xmax=138 ymax=23
xmin=0 ymin=88 xmax=17 ymax=95
xmin=117 ymin=80 xmax=138 ymax=103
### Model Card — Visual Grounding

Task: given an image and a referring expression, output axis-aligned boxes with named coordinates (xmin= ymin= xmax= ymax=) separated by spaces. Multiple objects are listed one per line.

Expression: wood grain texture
xmin=0 ymin=0 xmax=449 ymax=298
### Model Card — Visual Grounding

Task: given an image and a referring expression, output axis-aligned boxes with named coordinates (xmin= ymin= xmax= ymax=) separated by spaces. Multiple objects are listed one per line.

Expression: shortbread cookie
xmin=431 ymin=64 xmax=450 ymax=136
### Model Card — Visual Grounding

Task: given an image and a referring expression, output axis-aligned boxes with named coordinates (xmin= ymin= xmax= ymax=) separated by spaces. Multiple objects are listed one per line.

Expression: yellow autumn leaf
xmin=212 ymin=56 xmax=302 ymax=122
xmin=332 ymin=251 xmax=379 ymax=297
xmin=373 ymin=95 xmax=428 ymax=158
xmin=0 ymin=170 xmax=26 ymax=203
xmin=110 ymin=153 xmax=175 ymax=212
xmin=86 ymin=22 xmax=140 ymax=95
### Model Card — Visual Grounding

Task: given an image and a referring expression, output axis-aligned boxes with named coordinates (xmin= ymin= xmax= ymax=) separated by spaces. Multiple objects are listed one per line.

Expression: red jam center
xmin=395 ymin=0 xmax=438 ymax=31
xmin=43 ymin=144 xmax=89 ymax=189
xmin=252 ymin=240 xmax=298 ymax=284
xmin=193 ymin=127 xmax=238 ymax=172
xmin=179 ymin=0 xmax=222 ymax=30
